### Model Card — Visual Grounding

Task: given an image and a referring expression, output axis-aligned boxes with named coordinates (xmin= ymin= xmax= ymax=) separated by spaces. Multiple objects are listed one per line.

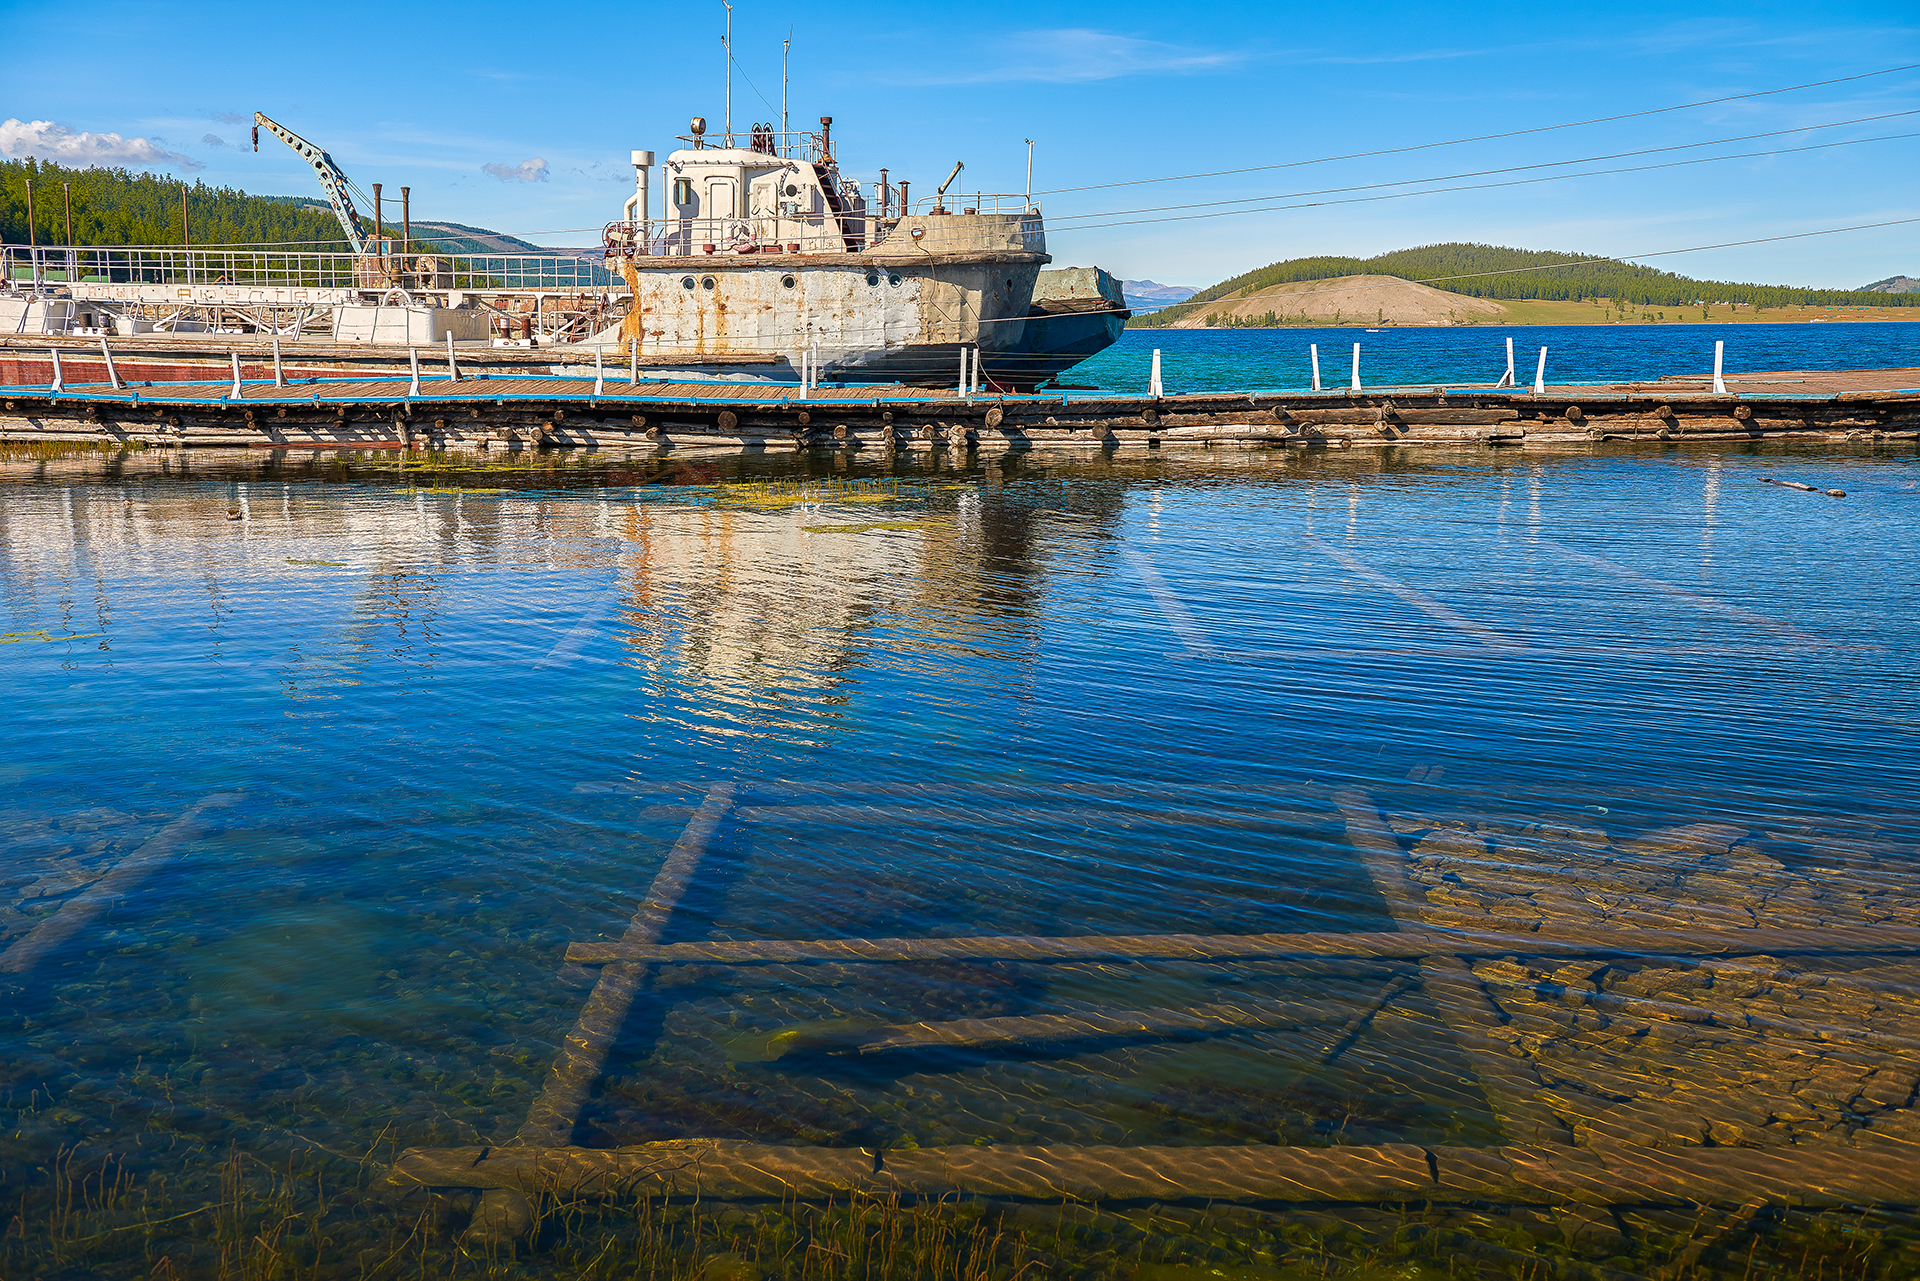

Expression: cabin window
xmin=700 ymin=276 xmax=717 ymax=290
xmin=781 ymin=275 xmax=797 ymax=289
xmin=865 ymin=272 xmax=880 ymax=287
xmin=887 ymin=273 xmax=903 ymax=287
xmin=680 ymin=276 xmax=696 ymax=289
xmin=673 ymin=179 xmax=695 ymax=207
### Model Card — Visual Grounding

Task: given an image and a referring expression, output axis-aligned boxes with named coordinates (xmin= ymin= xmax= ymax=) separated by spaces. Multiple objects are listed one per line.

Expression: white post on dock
xmin=958 ymin=346 xmax=968 ymax=398
xmin=1351 ymin=342 xmax=1361 ymax=391
xmin=1712 ymin=339 xmax=1727 ymax=395
xmin=446 ymin=331 xmax=461 ymax=383
xmin=811 ymin=340 xmax=820 ymax=392
xmin=629 ymin=336 xmax=638 ymax=385
xmin=594 ymin=344 xmax=606 ymax=396
xmin=408 ymin=346 xmax=421 ymax=397
xmin=1533 ymin=346 xmax=1548 ymax=395
xmin=230 ymin=349 xmax=243 ymax=400
xmin=99 ymin=335 xmax=121 ymax=390
xmin=1310 ymin=343 xmax=1321 ymax=392
xmin=1498 ymin=336 xmax=1515 ymax=388
xmin=1150 ymin=348 xmax=1164 ymax=398
xmin=272 ymin=336 xmax=285 ymax=387
xmin=49 ymin=347 xmax=63 ymax=393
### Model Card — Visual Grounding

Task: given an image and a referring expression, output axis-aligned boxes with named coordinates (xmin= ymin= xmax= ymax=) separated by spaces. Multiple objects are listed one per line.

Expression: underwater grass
xmin=10 ymin=1133 xmax=1920 ymax=1280
xmin=0 ymin=440 xmax=149 ymax=460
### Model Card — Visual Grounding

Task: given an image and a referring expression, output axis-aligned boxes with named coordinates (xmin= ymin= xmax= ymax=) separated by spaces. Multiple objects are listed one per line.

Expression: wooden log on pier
xmin=6 ymin=369 xmax=1918 ymax=451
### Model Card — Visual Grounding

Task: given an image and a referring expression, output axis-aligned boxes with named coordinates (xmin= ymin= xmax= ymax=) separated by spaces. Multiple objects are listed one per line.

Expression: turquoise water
xmin=4 ymin=341 xmax=1920 ymax=1275
xmin=1075 ymin=320 xmax=1920 ymax=392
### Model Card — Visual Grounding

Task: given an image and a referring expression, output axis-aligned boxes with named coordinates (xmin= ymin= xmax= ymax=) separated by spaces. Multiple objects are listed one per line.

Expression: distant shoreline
xmin=1131 ymin=302 xmax=1920 ymax=330
xmin=1130 ymin=313 xmax=1920 ymax=329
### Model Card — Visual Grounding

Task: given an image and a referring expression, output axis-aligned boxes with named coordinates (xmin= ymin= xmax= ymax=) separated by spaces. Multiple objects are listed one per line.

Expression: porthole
xmin=887 ymin=272 xmax=903 ymax=287
xmin=781 ymin=274 xmax=798 ymax=288
xmin=865 ymin=272 xmax=880 ymax=287
xmin=680 ymin=275 xmax=696 ymax=289
xmin=701 ymin=275 xmax=717 ymax=290
xmin=783 ymin=183 xmax=799 ymax=197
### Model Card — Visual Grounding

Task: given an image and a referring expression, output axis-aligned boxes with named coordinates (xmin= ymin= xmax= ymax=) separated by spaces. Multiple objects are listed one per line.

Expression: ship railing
xmin=0 ymin=243 xmax=621 ymax=295
xmin=600 ymin=208 xmax=1045 ymax=259
xmin=602 ymin=218 xmax=872 ymax=258
xmin=672 ymin=127 xmax=829 ymax=162
xmin=908 ymin=193 xmax=1040 ymax=217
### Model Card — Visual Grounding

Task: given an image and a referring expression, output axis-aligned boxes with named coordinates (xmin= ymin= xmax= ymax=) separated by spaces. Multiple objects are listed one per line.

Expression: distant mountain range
xmin=1118 ymin=279 xmax=1198 ymax=311
xmin=1862 ymin=275 xmax=1919 ymax=293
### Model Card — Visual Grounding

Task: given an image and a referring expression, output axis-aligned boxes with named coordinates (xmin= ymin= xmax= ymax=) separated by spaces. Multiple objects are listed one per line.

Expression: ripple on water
xmin=1 ymin=440 xmax=1918 ymax=1276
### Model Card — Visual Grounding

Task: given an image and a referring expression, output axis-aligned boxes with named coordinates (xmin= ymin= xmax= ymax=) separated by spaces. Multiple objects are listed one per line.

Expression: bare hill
xmin=1166 ymin=274 xmax=1507 ymax=328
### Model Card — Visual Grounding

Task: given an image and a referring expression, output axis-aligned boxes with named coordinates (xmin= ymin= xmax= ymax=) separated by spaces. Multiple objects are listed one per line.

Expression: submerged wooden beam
xmin=471 ymin=783 xmax=736 ymax=1242
xmin=1333 ymin=790 xmax=1574 ymax=1145
xmin=756 ymin=990 xmax=1402 ymax=1059
xmin=0 ymin=793 xmax=240 ymax=976
xmin=564 ymin=924 xmax=1920 ymax=968
xmin=387 ymin=1136 xmax=1920 ymax=1208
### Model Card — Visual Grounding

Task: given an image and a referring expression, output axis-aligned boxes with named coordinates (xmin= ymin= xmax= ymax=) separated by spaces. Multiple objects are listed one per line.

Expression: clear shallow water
xmin=1074 ymin=321 xmax=1920 ymax=393
xmin=2 ymin=432 xmax=1920 ymax=1278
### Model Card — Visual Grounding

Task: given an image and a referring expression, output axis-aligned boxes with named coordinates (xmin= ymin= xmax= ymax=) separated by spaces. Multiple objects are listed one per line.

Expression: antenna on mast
xmin=782 ymin=28 xmax=791 ymax=153
xmin=723 ymin=0 xmax=734 ymax=147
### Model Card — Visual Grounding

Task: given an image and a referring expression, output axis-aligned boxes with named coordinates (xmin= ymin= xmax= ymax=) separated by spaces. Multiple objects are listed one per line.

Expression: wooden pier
xmin=2 ymin=356 xmax=1916 ymax=453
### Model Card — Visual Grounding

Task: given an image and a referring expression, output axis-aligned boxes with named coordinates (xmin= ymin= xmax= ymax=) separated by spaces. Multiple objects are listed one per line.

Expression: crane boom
xmin=252 ymin=112 xmax=368 ymax=256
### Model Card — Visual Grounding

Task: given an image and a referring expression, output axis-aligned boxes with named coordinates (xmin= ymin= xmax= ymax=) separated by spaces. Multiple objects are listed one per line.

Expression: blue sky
xmin=3 ymin=0 xmax=1915 ymax=288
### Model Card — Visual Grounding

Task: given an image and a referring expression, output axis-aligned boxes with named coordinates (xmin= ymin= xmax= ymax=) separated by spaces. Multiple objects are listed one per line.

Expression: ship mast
xmin=723 ymin=0 xmax=734 ymax=147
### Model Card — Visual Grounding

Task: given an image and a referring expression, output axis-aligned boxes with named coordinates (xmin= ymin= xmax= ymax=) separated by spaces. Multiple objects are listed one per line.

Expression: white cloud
xmin=0 ymin=118 xmax=204 ymax=170
xmin=203 ymin=133 xmax=227 ymax=147
xmin=213 ymin=111 xmax=249 ymax=125
xmin=918 ymin=29 xmax=1241 ymax=84
xmin=482 ymin=157 xmax=549 ymax=183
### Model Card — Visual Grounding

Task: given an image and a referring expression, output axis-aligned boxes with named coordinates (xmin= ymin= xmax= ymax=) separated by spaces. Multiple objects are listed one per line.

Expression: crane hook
xmin=252 ymin=124 xmax=259 ymax=152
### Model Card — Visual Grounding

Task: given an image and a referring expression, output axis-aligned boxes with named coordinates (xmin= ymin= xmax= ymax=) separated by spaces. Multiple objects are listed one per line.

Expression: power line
xmin=1032 ymin=62 xmax=1920 ymax=197
xmin=1044 ymin=110 xmax=1920 ymax=226
xmin=1047 ymin=131 xmax=1920 ymax=236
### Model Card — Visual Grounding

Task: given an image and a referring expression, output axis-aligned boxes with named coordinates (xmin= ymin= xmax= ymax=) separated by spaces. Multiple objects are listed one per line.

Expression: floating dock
xmin=2 ymin=353 xmax=1915 ymax=452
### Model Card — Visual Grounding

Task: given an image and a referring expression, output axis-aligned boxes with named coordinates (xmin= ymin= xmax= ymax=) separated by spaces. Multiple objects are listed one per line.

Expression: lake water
xmin=3 ymin=327 xmax=1920 ymax=1279
xmin=1076 ymin=320 xmax=1920 ymax=393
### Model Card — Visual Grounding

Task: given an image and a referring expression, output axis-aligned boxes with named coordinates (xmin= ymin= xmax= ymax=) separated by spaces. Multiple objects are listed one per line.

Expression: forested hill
xmin=0 ymin=159 xmax=546 ymax=254
xmin=1133 ymin=243 xmax=1919 ymax=325
xmin=1 ymin=159 xmax=353 ymax=248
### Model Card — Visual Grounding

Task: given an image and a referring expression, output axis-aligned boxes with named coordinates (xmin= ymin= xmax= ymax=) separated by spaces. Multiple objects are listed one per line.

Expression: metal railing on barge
xmin=1 ymin=243 xmax=621 ymax=297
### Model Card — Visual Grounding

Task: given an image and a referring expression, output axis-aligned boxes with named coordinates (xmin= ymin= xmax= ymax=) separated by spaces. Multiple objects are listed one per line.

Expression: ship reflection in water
xmin=0 ymin=441 xmax=1916 ymax=1278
